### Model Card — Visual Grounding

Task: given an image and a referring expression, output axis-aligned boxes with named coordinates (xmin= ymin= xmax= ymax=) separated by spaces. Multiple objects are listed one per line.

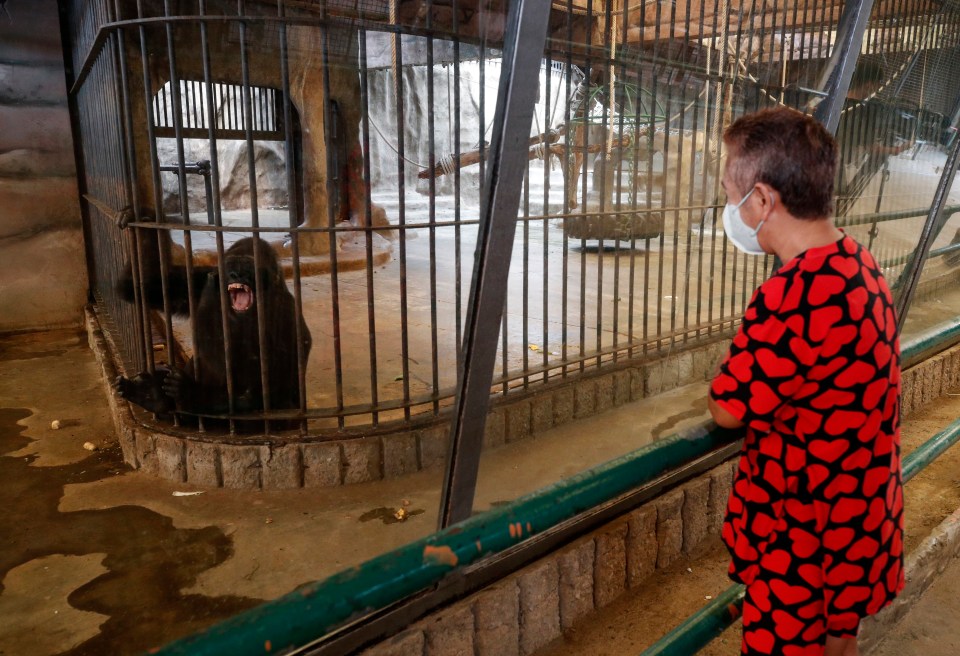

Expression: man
xmin=708 ymin=108 xmax=904 ymax=656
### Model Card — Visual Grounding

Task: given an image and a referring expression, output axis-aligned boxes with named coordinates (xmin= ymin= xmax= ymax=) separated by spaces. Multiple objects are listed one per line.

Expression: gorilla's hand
xmin=161 ymin=367 xmax=198 ymax=407
xmin=114 ymin=371 xmax=174 ymax=414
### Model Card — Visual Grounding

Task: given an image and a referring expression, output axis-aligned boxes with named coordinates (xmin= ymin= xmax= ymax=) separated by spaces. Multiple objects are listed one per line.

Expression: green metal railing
xmin=149 ymin=316 xmax=960 ymax=656
xmin=150 ymin=423 xmax=737 ymax=655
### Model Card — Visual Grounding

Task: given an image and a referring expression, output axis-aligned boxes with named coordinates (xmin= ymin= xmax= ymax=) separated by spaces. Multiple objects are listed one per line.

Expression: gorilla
xmin=115 ymin=227 xmax=312 ymax=430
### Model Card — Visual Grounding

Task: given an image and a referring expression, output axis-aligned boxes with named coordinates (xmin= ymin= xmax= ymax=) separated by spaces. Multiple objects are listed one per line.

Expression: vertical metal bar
xmin=595 ymin=0 xmax=612 ymax=368
xmin=163 ymin=2 xmax=203 ymax=431
xmin=438 ymin=0 xmax=552 ymax=528
xmin=522 ymin=152 xmax=530 ymax=388
xmin=236 ymin=0 xmax=273 ymax=433
xmin=693 ymin=0 xmax=713 ymax=336
xmin=813 ymin=0 xmax=878 ymax=134
xmin=578 ymin=3 xmax=591 ymax=372
xmin=277 ymin=0 xmax=308 ymax=433
xmin=426 ymin=4 xmax=440 ymax=413
xmin=653 ymin=0 xmax=667 ymax=347
xmin=199 ymin=0 xmax=237 ymax=434
xmin=136 ymin=0 xmax=177 ymax=424
xmin=391 ymin=16 xmax=412 ymax=421
xmin=542 ymin=51 xmax=551 ymax=380
xmin=317 ymin=5 xmax=346 ymax=429
xmin=453 ymin=0 xmax=464 ymax=370
xmin=561 ymin=9 xmax=572 ymax=378
xmin=625 ymin=34 xmax=645 ymax=358
xmin=643 ymin=0 xmax=663 ymax=347
xmin=112 ymin=12 xmax=152 ymax=374
xmin=357 ymin=29 xmax=380 ymax=427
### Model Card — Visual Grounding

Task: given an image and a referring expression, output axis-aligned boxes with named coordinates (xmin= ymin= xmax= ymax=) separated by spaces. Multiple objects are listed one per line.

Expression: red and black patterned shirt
xmin=710 ymin=234 xmax=904 ymax=634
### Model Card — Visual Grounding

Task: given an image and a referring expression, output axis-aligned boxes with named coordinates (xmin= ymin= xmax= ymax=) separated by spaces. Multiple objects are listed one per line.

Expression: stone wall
xmin=0 ymin=0 xmax=87 ymax=333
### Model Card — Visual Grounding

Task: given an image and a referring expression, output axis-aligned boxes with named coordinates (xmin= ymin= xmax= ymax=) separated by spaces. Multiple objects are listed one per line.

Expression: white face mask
xmin=722 ymin=188 xmax=765 ymax=255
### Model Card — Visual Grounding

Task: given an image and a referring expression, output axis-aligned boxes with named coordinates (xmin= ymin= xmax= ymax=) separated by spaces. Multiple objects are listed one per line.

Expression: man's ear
xmin=754 ymin=182 xmax=779 ymax=214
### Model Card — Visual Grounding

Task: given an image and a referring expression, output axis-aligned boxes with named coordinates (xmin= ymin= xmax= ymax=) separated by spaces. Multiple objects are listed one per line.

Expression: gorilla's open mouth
xmin=228 ymin=283 xmax=254 ymax=312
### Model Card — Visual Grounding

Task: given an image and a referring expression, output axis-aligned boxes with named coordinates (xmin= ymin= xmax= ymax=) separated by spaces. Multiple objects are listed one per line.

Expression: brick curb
xmin=84 ymin=304 xmax=730 ymax=489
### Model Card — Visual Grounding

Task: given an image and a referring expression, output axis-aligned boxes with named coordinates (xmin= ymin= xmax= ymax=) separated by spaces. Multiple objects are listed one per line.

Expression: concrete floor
xmin=872 ymin=552 xmax=960 ymax=656
xmin=6 ymin=148 xmax=960 ymax=654
xmin=6 ymin=275 xmax=960 ymax=655
xmin=0 ymin=326 xmax=712 ymax=655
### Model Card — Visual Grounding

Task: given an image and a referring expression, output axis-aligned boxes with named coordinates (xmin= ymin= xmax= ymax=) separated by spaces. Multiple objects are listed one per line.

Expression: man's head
xmin=722 ymin=107 xmax=838 ymax=220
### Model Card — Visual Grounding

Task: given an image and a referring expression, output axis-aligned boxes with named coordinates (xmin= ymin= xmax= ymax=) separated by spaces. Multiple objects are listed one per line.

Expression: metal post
xmin=438 ymin=0 xmax=553 ymax=529
xmin=894 ymin=135 xmax=960 ymax=330
xmin=813 ymin=0 xmax=877 ymax=134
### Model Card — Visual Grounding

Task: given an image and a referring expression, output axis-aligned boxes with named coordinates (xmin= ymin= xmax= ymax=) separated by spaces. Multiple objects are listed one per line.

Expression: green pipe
xmin=901 ymin=316 xmax=960 ymax=368
xmin=640 ymin=415 xmax=960 ymax=656
xmin=903 ymin=417 xmax=960 ymax=482
xmin=150 ymin=318 xmax=960 ymax=656
xmin=929 ymin=241 xmax=960 ymax=259
xmin=640 ymin=584 xmax=746 ymax=656
xmin=149 ymin=424 xmax=736 ymax=656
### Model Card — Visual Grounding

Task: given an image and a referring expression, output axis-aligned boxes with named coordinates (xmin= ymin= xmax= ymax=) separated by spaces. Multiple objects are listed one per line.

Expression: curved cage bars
xmin=64 ymin=0 xmax=960 ymax=433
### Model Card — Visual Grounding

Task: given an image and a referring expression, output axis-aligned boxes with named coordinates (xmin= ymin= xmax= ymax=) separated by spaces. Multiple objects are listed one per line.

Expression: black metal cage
xmin=64 ymin=0 xmax=960 ymax=436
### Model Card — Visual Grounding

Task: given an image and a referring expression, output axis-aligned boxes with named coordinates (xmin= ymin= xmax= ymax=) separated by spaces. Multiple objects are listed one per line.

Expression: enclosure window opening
xmin=151 ymin=80 xmax=300 ymax=222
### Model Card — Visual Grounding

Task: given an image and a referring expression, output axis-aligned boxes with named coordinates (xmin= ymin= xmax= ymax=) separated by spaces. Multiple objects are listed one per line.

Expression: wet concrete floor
xmin=5 ymin=271 xmax=960 ymax=654
xmin=0 ymin=327 xmax=711 ymax=654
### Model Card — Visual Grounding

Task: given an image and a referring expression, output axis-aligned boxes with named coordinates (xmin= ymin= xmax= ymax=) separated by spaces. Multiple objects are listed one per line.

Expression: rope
xmin=368 ymin=114 xmax=430 ymax=168
xmin=438 ymin=153 xmax=458 ymax=176
xmin=606 ymin=4 xmax=619 ymax=158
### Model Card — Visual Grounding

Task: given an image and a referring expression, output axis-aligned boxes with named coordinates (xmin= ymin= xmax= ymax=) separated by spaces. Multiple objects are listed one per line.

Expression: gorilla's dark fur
xmin=115 ymin=231 xmax=311 ymax=429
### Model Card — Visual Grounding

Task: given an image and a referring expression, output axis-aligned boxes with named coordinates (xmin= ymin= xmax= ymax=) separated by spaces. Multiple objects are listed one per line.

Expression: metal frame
xmin=438 ymin=0 xmax=554 ymax=528
xmin=64 ymin=0 xmax=960 ymax=432
xmin=813 ymin=0 xmax=877 ymax=134
xmin=894 ymin=134 xmax=960 ymax=328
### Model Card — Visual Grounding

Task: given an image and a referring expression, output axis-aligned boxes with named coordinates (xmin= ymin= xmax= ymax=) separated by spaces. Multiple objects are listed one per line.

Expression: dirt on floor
xmin=0 ymin=327 xmax=710 ymax=655
xmin=871 ymin=551 xmax=960 ymax=656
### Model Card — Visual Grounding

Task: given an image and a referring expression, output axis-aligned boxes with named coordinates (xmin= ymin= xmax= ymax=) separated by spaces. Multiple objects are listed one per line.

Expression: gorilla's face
xmin=223 ymin=238 xmax=281 ymax=315
xmin=226 ymin=255 xmax=258 ymax=313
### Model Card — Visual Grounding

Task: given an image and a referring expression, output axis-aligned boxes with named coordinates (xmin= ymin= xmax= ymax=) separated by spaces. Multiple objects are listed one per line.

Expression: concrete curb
xmin=84 ymin=303 xmax=731 ymax=489
xmin=861 ymin=503 xmax=960 ymax=653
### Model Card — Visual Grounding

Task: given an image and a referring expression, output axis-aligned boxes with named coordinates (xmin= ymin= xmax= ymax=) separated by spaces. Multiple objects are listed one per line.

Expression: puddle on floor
xmin=0 ymin=408 xmax=260 ymax=656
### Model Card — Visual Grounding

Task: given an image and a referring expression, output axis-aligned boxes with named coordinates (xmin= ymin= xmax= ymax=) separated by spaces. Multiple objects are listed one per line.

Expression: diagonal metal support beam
xmin=894 ymin=134 xmax=960 ymax=330
xmin=813 ymin=0 xmax=877 ymax=134
xmin=438 ymin=0 xmax=553 ymax=529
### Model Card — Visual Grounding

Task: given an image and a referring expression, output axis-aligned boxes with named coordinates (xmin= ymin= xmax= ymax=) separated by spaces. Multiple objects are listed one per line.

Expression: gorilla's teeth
xmin=228 ymin=283 xmax=254 ymax=312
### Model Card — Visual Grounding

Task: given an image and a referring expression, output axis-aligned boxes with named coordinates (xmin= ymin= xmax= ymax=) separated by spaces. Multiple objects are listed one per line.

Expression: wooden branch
xmin=417 ymin=128 xmax=564 ymax=179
